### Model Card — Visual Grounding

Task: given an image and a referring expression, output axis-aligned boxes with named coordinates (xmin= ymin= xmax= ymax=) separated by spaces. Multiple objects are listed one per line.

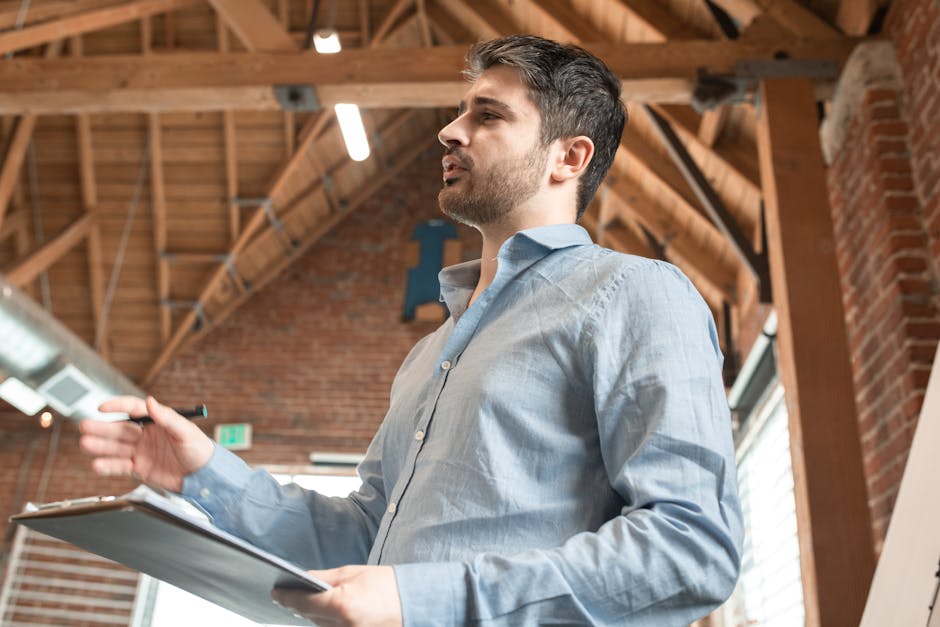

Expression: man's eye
xmin=480 ymin=112 xmax=500 ymax=121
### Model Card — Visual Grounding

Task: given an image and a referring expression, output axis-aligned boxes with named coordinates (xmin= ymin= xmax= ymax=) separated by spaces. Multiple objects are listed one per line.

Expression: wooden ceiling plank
xmin=71 ymin=33 xmax=108 ymax=358
xmin=0 ymin=114 xmax=37 ymax=234
xmin=0 ymin=208 xmax=26 ymax=242
xmin=524 ymin=0 xmax=599 ymax=43
xmin=216 ymin=14 xmax=240 ymax=244
xmin=86 ymin=223 xmax=109 ymax=358
xmin=835 ymin=0 xmax=887 ymax=35
xmin=613 ymin=0 xmax=709 ymax=40
xmin=206 ymin=0 xmax=297 ymax=52
xmin=149 ymin=113 xmax=171 ymax=343
xmin=0 ymin=0 xmax=199 ymax=56
xmin=0 ymin=40 xmax=62 ymax=233
xmin=5 ymin=213 xmax=94 ymax=287
xmin=0 ymin=0 xmax=120 ymax=30
xmin=756 ymin=76 xmax=874 ymax=626
xmin=371 ymin=0 xmax=414 ymax=46
xmin=698 ymin=104 xmax=731 ymax=147
xmin=360 ymin=0 xmax=371 ymax=46
xmin=711 ymin=0 xmax=841 ymax=38
xmin=431 ymin=0 xmax=518 ymax=40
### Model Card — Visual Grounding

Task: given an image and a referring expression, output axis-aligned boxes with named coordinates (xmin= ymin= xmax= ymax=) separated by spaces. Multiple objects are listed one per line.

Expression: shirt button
xmin=414 ymin=430 xmax=425 ymax=441
xmin=440 ymin=360 xmax=451 ymax=371
xmin=387 ymin=502 xmax=397 ymax=514
xmin=199 ymin=488 xmax=211 ymax=498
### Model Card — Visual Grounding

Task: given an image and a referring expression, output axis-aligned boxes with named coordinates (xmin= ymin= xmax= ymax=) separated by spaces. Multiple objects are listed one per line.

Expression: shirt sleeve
xmin=180 ymin=431 xmax=389 ymax=570
xmin=393 ymin=260 xmax=744 ymax=626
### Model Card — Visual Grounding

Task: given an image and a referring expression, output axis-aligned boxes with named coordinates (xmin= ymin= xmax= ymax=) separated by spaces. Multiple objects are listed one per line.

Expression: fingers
xmin=91 ymin=457 xmax=135 ymax=477
xmin=143 ymin=396 xmax=190 ymax=436
xmin=98 ymin=395 xmax=148 ymax=417
xmin=80 ymin=432 xmax=139 ymax=459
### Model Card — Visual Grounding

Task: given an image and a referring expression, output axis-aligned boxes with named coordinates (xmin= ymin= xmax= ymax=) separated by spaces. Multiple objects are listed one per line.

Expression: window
xmin=131 ymin=471 xmax=362 ymax=627
xmin=723 ymin=384 xmax=805 ymax=626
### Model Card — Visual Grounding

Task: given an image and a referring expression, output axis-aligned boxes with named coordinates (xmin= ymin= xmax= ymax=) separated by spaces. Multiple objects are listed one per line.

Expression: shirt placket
xmin=371 ymin=281 xmax=501 ymax=564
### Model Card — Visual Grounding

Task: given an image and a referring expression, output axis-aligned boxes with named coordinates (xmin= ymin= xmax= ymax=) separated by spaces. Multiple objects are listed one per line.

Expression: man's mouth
xmin=442 ymin=155 xmax=469 ymax=185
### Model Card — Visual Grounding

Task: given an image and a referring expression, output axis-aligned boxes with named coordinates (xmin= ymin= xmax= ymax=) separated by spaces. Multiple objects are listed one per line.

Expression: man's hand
xmin=79 ymin=395 xmax=215 ymax=492
xmin=272 ymin=565 xmax=402 ymax=627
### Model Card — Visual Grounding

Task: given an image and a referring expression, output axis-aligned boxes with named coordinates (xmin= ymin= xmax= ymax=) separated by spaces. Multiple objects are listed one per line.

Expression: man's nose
xmin=438 ymin=115 xmax=468 ymax=148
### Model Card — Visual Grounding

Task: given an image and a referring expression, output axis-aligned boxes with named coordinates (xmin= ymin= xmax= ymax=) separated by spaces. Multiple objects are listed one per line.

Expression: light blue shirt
xmin=183 ymin=223 xmax=743 ymax=626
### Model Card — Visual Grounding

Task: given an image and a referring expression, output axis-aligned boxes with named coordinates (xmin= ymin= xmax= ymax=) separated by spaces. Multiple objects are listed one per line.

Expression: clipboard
xmin=11 ymin=485 xmax=329 ymax=625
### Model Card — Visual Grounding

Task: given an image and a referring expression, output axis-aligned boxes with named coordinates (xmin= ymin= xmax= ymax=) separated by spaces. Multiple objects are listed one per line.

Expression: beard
xmin=438 ymin=143 xmax=548 ymax=228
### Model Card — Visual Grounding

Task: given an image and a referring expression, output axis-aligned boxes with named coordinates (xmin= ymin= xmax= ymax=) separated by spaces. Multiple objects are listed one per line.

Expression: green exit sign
xmin=214 ymin=423 xmax=252 ymax=451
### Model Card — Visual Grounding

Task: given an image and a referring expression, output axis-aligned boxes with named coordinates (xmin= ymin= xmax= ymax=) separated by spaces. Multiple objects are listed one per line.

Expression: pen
xmin=129 ymin=404 xmax=208 ymax=425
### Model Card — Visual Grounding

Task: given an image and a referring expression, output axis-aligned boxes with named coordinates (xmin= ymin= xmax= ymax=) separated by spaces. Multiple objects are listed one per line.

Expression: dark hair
xmin=465 ymin=35 xmax=627 ymax=220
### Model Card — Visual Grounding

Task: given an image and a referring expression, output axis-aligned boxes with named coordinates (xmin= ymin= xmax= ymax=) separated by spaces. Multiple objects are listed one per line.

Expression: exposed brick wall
xmin=827 ymin=0 xmax=940 ymax=551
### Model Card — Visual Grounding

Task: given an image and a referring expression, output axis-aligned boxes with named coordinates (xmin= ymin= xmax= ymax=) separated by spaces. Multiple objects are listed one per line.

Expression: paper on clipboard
xmin=11 ymin=485 xmax=329 ymax=625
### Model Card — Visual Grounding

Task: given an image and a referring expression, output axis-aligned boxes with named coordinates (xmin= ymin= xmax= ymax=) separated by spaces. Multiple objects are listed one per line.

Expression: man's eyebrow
xmin=456 ymin=96 xmax=514 ymax=116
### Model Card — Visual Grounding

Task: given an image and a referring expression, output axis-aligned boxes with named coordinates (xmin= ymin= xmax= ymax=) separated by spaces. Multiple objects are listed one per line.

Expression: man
xmin=81 ymin=35 xmax=743 ymax=626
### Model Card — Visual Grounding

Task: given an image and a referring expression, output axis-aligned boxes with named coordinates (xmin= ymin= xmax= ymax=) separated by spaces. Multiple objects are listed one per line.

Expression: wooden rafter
xmin=757 ymin=76 xmax=874 ymax=627
xmin=5 ymin=213 xmax=95 ymax=287
xmin=171 ymin=129 xmax=440 ymax=371
xmin=836 ymin=0 xmax=889 ymax=35
xmin=0 ymin=1 xmax=123 ymax=30
xmin=613 ymin=0 xmax=712 ymax=39
xmin=710 ymin=0 xmax=841 ymax=37
xmin=0 ymin=38 xmax=861 ymax=114
xmin=0 ymin=40 xmax=62 ymax=233
xmin=207 ymin=0 xmax=297 ymax=51
xmin=0 ymin=0 xmax=200 ymax=56
xmin=70 ymin=33 xmax=108 ymax=358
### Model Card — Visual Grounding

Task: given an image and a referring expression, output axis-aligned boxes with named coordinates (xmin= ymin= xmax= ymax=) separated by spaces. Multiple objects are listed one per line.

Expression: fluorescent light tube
xmin=313 ymin=29 xmax=341 ymax=54
xmin=334 ymin=104 xmax=371 ymax=162
xmin=0 ymin=376 xmax=46 ymax=416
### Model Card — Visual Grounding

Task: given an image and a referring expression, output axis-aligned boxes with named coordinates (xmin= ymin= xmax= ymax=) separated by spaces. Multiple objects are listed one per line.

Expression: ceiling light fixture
xmin=334 ymin=103 xmax=371 ymax=162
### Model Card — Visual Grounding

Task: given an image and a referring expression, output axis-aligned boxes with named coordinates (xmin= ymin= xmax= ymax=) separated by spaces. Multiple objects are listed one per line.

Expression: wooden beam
xmin=614 ymin=0 xmax=710 ymax=39
xmin=71 ymin=34 xmax=107 ymax=358
xmin=170 ymin=131 xmax=440 ymax=370
xmin=836 ymin=0 xmax=888 ymax=35
xmin=433 ymin=0 xmax=519 ymax=39
xmin=524 ymin=0 xmax=599 ymax=42
xmin=710 ymin=0 xmax=842 ymax=38
xmin=149 ymin=114 xmax=171 ymax=343
xmin=698 ymin=104 xmax=731 ymax=147
xmin=216 ymin=15 xmax=240 ymax=244
xmin=756 ymin=77 xmax=875 ymax=627
xmin=371 ymin=0 xmax=414 ymax=46
xmin=0 ymin=0 xmax=200 ymax=56
xmin=207 ymin=0 xmax=297 ymax=52
xmin=5 ymin=213 xmax=94 ymax=287
xmin=86 ymin=222 xmax=108 ymax=358
xmin=0 ymin=115 xmax=37 ymax=233
xmin=0 ymin=40 xmax=62 ymax=232
xmin=0 ymin=39 xmax=862 ymax=114
xmin=0 ymin=0 xmax=122 ymax=30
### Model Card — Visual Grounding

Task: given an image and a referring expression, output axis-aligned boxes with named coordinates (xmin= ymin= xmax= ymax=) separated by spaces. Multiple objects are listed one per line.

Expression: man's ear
xmin=549 ymin=136 xmax=594 ymax=183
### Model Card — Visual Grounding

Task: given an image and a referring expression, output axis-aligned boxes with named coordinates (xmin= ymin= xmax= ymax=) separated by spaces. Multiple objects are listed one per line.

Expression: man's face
xmin=437 ymin=65 xmax=549 ymax=228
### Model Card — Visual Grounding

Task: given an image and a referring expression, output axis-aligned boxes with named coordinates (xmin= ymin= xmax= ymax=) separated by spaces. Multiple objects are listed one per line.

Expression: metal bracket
xmin=274 ymin=84 xmax=321 ymax=112
xmin=691 ymin=58 xmax=841 ymax=112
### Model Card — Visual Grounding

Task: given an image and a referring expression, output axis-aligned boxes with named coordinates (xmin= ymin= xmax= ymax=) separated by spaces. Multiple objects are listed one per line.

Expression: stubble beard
xmin=438 ymin=144 xmax=548 ymax=228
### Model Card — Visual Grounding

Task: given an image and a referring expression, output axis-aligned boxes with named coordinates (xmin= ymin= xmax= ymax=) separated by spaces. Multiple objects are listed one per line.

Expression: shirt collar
xmin=438 ymin=224 xmax=592 ymax=318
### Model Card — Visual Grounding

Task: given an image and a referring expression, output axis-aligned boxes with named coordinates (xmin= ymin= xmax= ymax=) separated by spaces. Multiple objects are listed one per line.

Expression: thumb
xmin=306 ymin=566 xmax=357 ymax=588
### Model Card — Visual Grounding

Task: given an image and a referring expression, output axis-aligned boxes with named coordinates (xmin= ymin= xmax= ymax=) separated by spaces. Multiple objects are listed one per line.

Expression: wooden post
xmin=756 ymin=77 xmax=875 ymax=627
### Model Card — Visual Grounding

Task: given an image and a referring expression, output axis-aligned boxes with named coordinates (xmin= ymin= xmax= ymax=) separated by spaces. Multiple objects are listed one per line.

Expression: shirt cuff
xmin=180 ymin=444 xmax=254 ymax=520
xmin=394 ymin=561 xmax=468 ymax=627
